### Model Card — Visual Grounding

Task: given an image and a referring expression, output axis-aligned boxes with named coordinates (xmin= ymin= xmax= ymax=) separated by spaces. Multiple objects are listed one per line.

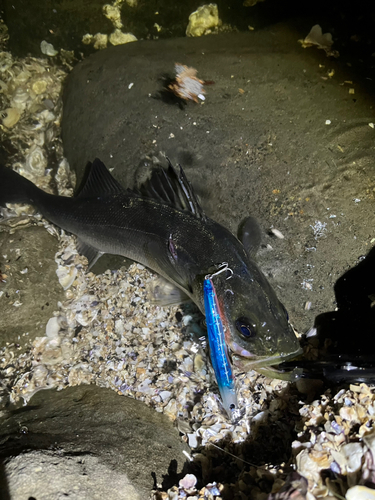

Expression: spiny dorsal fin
xmin=76 ymin=158 xmax=125 ymax=198
xmin=132 ymin=159 xmax=206 ymax=220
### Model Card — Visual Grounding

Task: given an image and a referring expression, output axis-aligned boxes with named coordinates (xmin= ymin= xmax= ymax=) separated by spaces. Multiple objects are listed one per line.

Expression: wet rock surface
xmin=0 ymin=226 xmax=62 ymax=347
xmin=62 ymin=28 xmax=374 ymax=334
xmin=0 ymin=385 xmax=188 ymax=499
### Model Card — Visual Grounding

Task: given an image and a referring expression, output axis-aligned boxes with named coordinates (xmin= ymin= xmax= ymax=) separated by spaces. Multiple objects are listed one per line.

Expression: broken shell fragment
xmin=179 ymin=474 xmax=197 ymax=490
xmin=346 ymin=485 xmax=375 ymax=500
xmin=32 ymin=79 xmax=48 ymax=95
xmin=40 ymin=40 xmax=58 ymax=57
xmin=24 ymin=145 xmax=48 ymax=176
xmin=56 ymin=265 xmax=77 ymax=290
xmin=45 ymin=317 xmax=61 ymax=338
xmin=2 ymin=107 xmax=21 ymax=128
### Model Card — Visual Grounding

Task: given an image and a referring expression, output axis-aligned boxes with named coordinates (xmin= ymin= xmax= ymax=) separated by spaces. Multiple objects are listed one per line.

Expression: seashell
xmin=40 ymin=40 xmax=58 ymax=56
xmin=181 ymin=356 xmax=194 ymax=373
xmin=45 ymin=317 xmax=60 ymax=338
xmin=159 ymin=390 xmax=172 ymax=402
xmin=341 ymin=442 xmax=364 ymax=473
xmin=187 ymin=433 xmax=198 ymax=448
xmin=11 ymin=87 xmax=30 ymax=109
xmin=32 ymin=79 xmax=47 ymax=95
xmin=56 ymin=265 xmax=77 ymax=290
xmin=13 ymin=70 xmax=32 ymax=86
xmin=296 ymin=449 xmax=326 ymax=486
xmin=179 ymin=474 xmax=197 ymax=490
xmin=204 ymin=484 xmax=221 ymax=496
xmin=76 ymin=309 xmax=98 ymax=327
xmin=25 ymin=144 xmax=47 ymax=175
xmin=346 ymin=485 xmax=375 ymax=500
xmin=40 ymin=338 xmax=63 ymax=365
xmin=2 ymin=107 xmax=21 ymax=128
xmin=166 ymin=487 xmax=178 ymax=500
xmin=164 ymin=398 xmax=177 ymax=420
xmin=339 ymin=405 xmax=361 ymax=424
xmin=55 ymin=158 xmax=75 ymax=196
xmin=115 ymin=319 xmax=125 ymax=335
xmin=38 ymin=109 xmax=55 ymax=123
xmin=32 ymin=364 xmax=49 ymax=386
xmin=363 ymin=431 xmax=375 ymax=455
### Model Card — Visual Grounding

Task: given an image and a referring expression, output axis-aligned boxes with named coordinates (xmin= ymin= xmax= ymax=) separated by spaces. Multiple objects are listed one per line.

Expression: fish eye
xmin=235 ymin=316 xmax=257 ymax=338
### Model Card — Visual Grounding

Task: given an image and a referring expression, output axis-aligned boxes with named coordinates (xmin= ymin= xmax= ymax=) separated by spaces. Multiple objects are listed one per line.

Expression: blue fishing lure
xmin=203 ymin=274 xmax=238 ymax=418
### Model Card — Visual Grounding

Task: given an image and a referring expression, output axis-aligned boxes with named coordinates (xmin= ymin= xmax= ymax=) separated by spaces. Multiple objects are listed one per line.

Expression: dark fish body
xmin=0 ymin=160 xmax=301 ymax=372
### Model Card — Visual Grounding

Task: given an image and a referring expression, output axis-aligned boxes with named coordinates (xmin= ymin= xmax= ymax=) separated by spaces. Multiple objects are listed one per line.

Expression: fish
xmin=0 ymin=158 xmax=302 ymax=376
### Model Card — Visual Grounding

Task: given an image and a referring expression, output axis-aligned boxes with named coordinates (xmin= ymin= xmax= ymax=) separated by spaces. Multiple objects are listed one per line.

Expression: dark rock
xmin=0 ymin=385 xmax=188 ymax=498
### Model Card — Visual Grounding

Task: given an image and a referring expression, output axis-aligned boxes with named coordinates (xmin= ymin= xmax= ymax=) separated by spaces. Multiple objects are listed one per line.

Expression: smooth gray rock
xmin=0 ymin=226 xmax=62 ymax=348
xmin=5 ymin=451 xmax=141 ymax=500
xmin=61 ymin=29 xmax=374 ymax=333
xmin=0 ymin=385 xmax=188 ymax=499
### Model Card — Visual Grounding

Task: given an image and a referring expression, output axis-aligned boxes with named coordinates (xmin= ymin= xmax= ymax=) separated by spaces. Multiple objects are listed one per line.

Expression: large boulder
xmin=61 ymin=28 xmax=374 ymax=333
xmin=0 ymin=385 xmax=189 ymax=499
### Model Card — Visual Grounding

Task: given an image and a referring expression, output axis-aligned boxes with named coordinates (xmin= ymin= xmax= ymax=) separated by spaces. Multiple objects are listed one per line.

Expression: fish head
xmin=213 ymin=265 xmax=302 ymax=372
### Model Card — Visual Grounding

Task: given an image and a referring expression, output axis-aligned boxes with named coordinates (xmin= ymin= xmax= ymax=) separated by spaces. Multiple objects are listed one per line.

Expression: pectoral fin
xmin=76 ymin=238 xmax=104 ymax=270
xmin=146 ymin=275 xmax=190 ymax=306
xmin=238 ymin=216 xmax=262 ymax=258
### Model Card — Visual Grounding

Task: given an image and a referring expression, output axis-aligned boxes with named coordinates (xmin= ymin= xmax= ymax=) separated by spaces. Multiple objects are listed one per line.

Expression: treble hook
xmin=205 ymin=262 xmax=233 ymax=280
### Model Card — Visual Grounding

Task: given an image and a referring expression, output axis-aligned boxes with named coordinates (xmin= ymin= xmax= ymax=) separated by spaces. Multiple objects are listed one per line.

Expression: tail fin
xmin=0 ymin=165 xmax=41 ymax=206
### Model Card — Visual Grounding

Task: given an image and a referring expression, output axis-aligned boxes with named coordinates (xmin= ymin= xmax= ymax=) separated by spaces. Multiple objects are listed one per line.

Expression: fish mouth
xmin=231 ymin=343 xmax=303 ymax=380
xmin=219 ymin=303 xmax=302 ymax=379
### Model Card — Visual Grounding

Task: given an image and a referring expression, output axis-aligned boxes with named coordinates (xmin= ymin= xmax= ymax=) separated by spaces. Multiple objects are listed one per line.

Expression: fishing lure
xmin=203 ymin=265 xmax=239 ymax=419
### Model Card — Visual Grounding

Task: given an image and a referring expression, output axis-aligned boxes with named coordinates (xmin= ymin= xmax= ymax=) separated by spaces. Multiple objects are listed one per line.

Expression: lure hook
xmin=205 ymin=262 xmax=233 ymax=280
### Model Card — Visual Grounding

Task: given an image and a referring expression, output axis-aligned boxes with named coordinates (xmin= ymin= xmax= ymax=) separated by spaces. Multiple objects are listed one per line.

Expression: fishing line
xmin=208 ymin=443 xmax=259 ymax=468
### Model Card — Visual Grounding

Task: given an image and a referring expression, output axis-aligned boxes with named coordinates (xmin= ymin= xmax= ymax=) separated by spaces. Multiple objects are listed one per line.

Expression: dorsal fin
xmin=132 ymin=159 xmax=206 ymax=220
xmin=76 ymin=158 xmax=125 ymax=198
